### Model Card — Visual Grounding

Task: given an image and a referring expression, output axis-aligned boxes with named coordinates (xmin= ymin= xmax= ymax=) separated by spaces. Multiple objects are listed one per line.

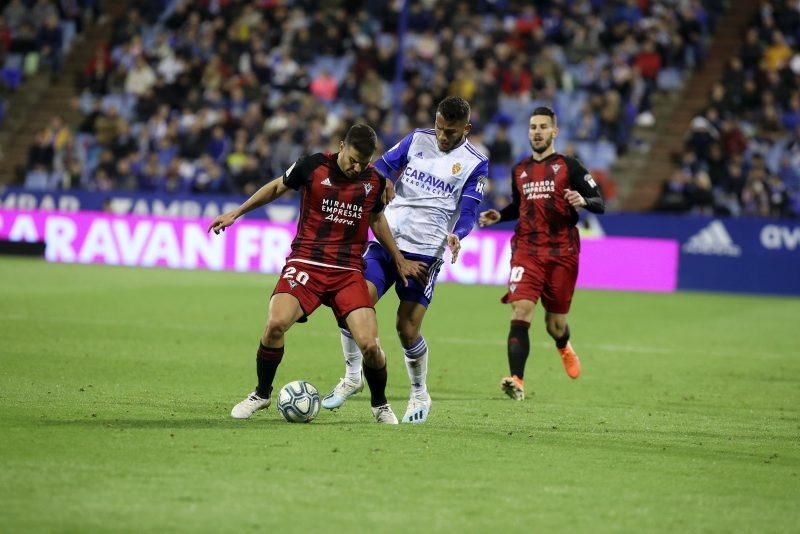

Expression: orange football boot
xmin=558 ymin=342 xmax=581 ymax=379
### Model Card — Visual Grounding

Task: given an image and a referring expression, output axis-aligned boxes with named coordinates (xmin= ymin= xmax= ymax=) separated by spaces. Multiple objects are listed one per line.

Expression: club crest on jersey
xmin=551 ymin=164 xmax=562 ymax=173
xmin=363 ymin=182 xmax=373 ymax=195
xmin=452 ymin=162 xmax=462 ymax=175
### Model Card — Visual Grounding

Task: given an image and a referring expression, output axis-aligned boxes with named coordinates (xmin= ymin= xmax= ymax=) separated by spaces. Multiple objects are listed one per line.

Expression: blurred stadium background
xmin=0 ymin=0 xmax=797 ymax=217
xmin=0 ymin=0 xmax=798 ymax=531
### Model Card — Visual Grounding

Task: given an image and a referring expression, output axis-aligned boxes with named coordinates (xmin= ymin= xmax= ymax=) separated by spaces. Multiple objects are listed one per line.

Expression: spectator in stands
xmin=0 ymin=15 xmax=12 ymax=64
xmin=26 ymin=129 xmax=54 ymax=173
xmin=655 ymin=169 xmax=692 ymax=213
xmin=3 ymin=0 xmax=28 ymax=30
xmin=31 ymin=0 xmax=58 ymax=29
xmin=741 ymin=168 xmax=771 ymax=216
xmin=763 ymin=30 xmax=792 ymax=72
xmin=125 ymin=54 xmax=156 ymax=96
xmin=37 ymin=14 xmax=63 ymax=77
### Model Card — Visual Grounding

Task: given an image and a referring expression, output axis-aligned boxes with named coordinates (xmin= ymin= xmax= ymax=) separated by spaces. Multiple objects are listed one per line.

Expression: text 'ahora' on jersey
xmin=283 ymin=152 xmax=386 ymax=270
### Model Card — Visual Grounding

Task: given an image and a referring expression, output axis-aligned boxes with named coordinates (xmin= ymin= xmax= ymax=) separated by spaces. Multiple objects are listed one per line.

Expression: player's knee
xmin=359 ymin=339 xmax=381 ymax=362
xmin=264 ymin=318 xmax=290 ymax=342
xmin=395 ymin=322 xmax=420 ymax=347
xmin=546 ymin=319 xmax=566 ymax=339
xmin=511 ymin=303 xmax=534 ymax=322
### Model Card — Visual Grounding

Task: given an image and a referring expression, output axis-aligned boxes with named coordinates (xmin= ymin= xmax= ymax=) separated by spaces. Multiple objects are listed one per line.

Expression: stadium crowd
xmin=655 ymin=0 xmax=800 ymax=218
xmin=0 ymin=0 xmax=101 ymax=87
xmin=19 ymin=0 xmax=724 ymax=212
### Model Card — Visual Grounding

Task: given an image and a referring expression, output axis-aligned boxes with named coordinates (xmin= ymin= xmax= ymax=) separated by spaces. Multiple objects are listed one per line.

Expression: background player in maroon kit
xmin=479 ymin=107 xmax=605 ymax=401
xmin=208 ymin=124 xmax=427 ymax=423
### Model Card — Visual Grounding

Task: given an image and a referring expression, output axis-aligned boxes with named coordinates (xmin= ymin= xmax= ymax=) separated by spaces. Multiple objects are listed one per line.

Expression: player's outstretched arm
xmin=369 ymin=212 xmax=428 ymax=286
xmin=208 ymin=178 xmax=290 ymax=234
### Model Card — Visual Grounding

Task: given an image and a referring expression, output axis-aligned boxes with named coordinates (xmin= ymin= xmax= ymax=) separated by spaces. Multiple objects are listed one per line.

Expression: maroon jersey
xmin=499 ymin=153 xmax=604 ymax=257
xmin=283 ymin=152 xmax=386 ymax=270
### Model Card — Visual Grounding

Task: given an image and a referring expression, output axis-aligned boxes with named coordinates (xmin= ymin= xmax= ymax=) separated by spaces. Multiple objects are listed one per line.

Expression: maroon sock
xmin=363 ymin=363 xmax=388 ymax=407
xmin=255 ymin=343 xmax=284 ymax=398
xmin=508 ymin=320 xmax=530 ymax=378
xmin=555 ymin=325 xmax=570 ymax=349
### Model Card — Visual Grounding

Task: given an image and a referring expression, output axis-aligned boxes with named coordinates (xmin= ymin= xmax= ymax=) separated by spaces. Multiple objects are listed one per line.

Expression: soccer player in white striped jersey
xmin=321 ymin=96 xmax=489 ymax=423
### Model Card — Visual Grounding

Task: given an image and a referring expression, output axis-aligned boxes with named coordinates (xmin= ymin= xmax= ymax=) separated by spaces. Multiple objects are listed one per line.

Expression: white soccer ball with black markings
xmin=277 ymin=380 xmax=321 ymax=423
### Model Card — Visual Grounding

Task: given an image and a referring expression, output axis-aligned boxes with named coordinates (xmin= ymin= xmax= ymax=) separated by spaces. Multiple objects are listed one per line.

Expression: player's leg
xmin=500 ymin=299 xmax=535 ymax=400
xmin=544 ymin=310 xmax=580 ymax=378
xmin=396 ymin=301 xmax=431 ymax=423
xmin=324 ymin=243 xmax=393 ymax=409
xmin=345 ymin=307 xmax=398 ymax=424
xmin=394 ymin=255 xmax=441 ymax=423
xmin=500 ymin=255 xmax=543 ymax=400
xmin=325 ymin=280 xmax=378 ymax=403
xmin=341 ymin=280 xmax=381 ymax=376
xmin=231 ymin=293 xmax=306 ymax=419
xmin=542 ymin=255 xmax=580 ymax=379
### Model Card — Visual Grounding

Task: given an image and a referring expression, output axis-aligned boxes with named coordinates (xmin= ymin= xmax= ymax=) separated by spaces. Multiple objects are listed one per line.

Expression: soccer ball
xmin=277 ymin=380 xmax=321 ymax=423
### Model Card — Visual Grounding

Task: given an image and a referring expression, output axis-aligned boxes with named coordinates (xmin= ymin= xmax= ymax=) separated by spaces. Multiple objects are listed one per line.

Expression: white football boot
xmin=321 ymin=375 xmax=364 ymax=409
xmin=401 ymin=392 xmax=431 ymax=424
xmin=371 ymin=403 xmax=399 ymax=424
xmin=230 ymin=392 xmax=271 ymax=419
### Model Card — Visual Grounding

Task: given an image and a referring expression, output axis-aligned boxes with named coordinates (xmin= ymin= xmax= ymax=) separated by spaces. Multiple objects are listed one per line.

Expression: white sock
xmin=340 ymin=329 xmax=363 ymax=382
xmin=404 ymin=336 xmax=428 ymax=397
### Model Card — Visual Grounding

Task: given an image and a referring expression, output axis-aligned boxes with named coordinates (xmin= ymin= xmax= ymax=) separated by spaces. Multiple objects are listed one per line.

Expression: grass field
xmin=1 ymin=257 xmax=798 ymax=532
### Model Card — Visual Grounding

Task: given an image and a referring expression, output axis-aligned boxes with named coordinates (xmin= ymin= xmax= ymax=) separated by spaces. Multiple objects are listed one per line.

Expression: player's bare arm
xmin=208 ymin=178 xmax=290 ymax=234
xmin=369 ymin=212 xmax=428 ymax=286
xmin=381 ymin=179 xmax=396 ymax=205
xmin=479 ymin=209 xmax=501 ymax=227
xmin=446 ymin=234 xmax=461 ymax=263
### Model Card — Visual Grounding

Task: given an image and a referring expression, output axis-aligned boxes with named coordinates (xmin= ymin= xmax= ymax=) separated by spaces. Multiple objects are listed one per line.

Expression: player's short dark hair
xmin=532 ymin=106 xmax=557 ymax=124
xmin=344 ymin=123 xmax=377 ymax=156
xmin=437 ymin=96 xmax=471 ymax=123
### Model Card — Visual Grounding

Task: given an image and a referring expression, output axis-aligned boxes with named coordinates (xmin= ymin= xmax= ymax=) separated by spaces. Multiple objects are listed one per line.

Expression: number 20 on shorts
xmin=282 ymin=266 xmax=309 ymax=285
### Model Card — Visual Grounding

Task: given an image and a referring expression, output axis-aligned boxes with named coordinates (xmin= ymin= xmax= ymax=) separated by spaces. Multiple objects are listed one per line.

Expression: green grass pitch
xmin=1 ymin=257 xmax=798 ymax=532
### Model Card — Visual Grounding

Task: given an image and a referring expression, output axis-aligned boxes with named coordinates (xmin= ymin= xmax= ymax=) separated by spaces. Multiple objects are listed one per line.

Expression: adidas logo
xmin=683 ymin=220 xmax=741 ymax=256
xmin=321 ymin=177 xmax=332 ymax=186
xmin=520 ymin=171 xmax=528 ymax=179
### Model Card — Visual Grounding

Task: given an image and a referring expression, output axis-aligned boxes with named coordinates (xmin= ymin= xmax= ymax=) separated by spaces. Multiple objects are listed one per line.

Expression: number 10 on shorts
xmin=509 ymin=266 xmax=525 ymax=283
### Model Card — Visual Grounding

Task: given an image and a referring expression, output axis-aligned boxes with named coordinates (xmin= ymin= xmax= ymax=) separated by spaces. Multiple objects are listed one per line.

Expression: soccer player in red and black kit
xmin=208 ymin=124 xmax=427 ymax=423
xmin=479 ymin=107 xmax=605 ymax=401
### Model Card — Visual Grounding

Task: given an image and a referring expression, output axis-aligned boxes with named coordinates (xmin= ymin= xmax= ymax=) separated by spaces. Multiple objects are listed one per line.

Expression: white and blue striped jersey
xmin=374 ymin=128 xmax=489 ymax=258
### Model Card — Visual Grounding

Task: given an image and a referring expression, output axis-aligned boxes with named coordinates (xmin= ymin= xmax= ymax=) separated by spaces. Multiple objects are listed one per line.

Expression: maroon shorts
xmin=501 ymin=253 xmax=579 ymax=314
xmin=273 ymin=261 xmax=373 ymax=324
